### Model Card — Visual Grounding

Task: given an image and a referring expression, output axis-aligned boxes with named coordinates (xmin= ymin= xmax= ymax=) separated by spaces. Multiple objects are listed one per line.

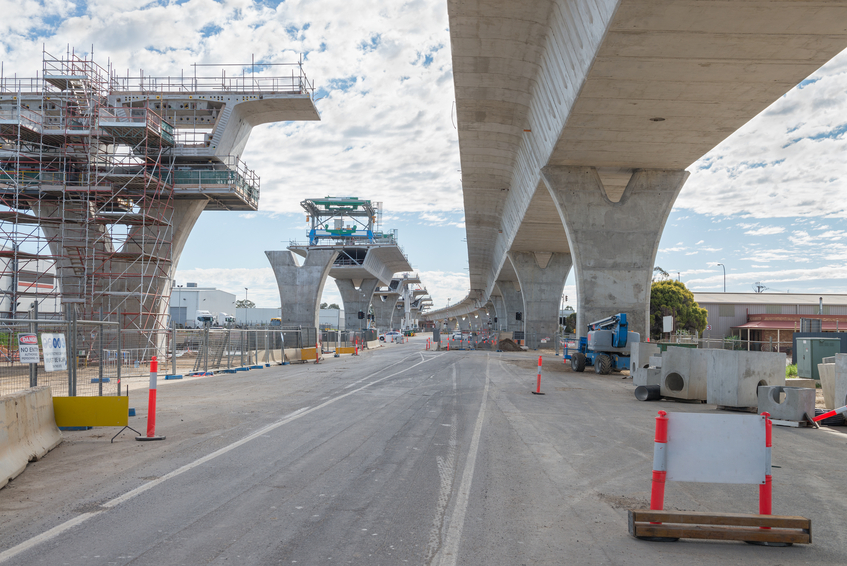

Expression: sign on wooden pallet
xmin=630 ymin=410 xmax=811 ymax=546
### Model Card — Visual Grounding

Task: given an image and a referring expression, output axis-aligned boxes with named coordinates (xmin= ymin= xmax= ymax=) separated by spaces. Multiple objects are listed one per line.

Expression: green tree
xmin=236 ymin=299 xmax=255 ymax=309
xmin=320 ymin=302 xmax=340 ymax=309
xmin=649 ymin=280 xmax=707 ymax=340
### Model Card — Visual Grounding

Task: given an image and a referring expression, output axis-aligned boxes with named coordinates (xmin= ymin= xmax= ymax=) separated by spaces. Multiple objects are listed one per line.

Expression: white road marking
xmin=426 ymin=366 xmax=458 ymax=563
xmin=435 ymin=357 xmax=490 ymax=566
xmin=0 ymin=353 xmax=447 ymax=564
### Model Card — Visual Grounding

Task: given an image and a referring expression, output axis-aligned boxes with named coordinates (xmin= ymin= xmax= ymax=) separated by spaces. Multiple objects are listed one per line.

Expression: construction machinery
xmin=565 ymin=313 xmax=640 ymax=375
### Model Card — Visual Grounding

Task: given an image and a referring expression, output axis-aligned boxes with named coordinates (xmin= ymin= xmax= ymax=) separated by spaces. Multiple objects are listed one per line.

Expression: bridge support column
xmin=496 ymin=280 xmax=525 ymax=332
xmin=372 ymin=293 xmax=400 ymax=332
xmin=335 ymin=278 xmax=379 ymax=333
xmin=490 ymin=295 xmax=506 ymax=330
xmin=458 ymin=316 xmax=471 ymax=332
xmin=508 ymin=252 xmax=572 ymax=349
xmin=266 ymin=249 xmax=338 ymax=329
xmin=543 ymin=166 xmax=688 ymax=339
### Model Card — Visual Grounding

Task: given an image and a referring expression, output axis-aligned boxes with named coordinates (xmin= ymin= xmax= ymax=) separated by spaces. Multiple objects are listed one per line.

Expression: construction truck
xmin=564 ymin=313 xmax=640 ymax=375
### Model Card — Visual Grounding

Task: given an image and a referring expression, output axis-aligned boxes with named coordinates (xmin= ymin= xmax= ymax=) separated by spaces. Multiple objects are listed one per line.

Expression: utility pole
xmin=717 ymin=263 xmax=726 ymax=292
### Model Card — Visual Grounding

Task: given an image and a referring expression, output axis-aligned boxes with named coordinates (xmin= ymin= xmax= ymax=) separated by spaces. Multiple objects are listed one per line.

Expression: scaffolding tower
xmin=0 ymin=48 xmax=316 ymax=356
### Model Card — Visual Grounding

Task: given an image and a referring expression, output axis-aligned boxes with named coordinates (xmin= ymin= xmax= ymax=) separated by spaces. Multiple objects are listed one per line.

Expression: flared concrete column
xmin=266 ymin=249 xmax=338 ymax=328
xmin=543 ymin=167 xmax=689 ymax=338
xmin=490 ymin=295 xmax=506 ymax=330
xmin=335 ymin=278 xmax=379 ymax=332
xmin=43 ymin=199 xmax=206 ymax=345
xmin=495 ymin=280 xmax=524 ymax=332
xmin=372 ymin=293 xmax=400 ymax=332
xmin=508 ymin=252 xmax=572 ymax=349
xmin=458 ymin=316 xmax=471 ymax=331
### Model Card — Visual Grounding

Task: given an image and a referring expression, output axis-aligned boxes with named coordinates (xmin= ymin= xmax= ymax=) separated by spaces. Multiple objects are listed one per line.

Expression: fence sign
xmin=41 ymin=333 xmax=68 ymax=372
xmin=17 ymin=333 xmax=40 ymax=364
xmin=663 ymin=316 xmax=674 ymax=333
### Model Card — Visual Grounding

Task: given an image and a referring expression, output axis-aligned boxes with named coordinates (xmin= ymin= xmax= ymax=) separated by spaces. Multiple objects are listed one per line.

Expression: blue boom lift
xmin=564 ymin=313 xmax=640 ymax=375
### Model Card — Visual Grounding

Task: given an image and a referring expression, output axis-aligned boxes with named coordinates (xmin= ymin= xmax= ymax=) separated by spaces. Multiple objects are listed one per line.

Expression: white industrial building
xmin=0 ymin=248 xmax=61 ymax=318
xmin=170 ymin=283 xmax=237 ymax=327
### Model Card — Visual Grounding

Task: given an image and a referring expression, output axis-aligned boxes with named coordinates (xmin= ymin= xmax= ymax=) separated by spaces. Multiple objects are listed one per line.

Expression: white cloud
xmin=677 ymin=47 xmax=847 ymax=219
xmin=744 ymin=226 xmax=785 ymax=236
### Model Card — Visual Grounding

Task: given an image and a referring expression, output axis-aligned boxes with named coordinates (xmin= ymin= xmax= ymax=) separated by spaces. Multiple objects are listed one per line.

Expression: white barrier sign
xmin=41 ymin=333 xmax=68 ymax=372
xmin=662 ymin=315 xmax=674 ymax=333
xmin=666 ymin=413 xmax=766 ymax=485
xmin=17 ymin=333 xmax=39 ymax=364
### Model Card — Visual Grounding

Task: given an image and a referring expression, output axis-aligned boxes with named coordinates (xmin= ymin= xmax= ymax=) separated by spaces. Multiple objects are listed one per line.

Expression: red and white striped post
xmin=813 ymin=405 xmax=847 ymax=422
xmin=759 ymin=411 xmax=772 ymax=524
xmin=650 ymin=410 xmax=669 ymax=513
xmin=136 ymin=356 xmax=165 ymax=441
xmin=532 ymin=355 xmax=545 ymax=395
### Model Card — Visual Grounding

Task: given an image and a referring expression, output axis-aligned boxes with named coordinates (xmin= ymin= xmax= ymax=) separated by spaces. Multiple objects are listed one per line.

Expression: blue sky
xmin=2 ymin=0 xmax=847 ymax=310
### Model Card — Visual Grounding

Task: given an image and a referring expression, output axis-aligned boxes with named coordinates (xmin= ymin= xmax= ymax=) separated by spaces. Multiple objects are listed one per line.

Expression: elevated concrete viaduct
xmin=267 ymin=245 xmax=412 ymax=330
xmin=424 ymin=0 xmax=847 ymax=339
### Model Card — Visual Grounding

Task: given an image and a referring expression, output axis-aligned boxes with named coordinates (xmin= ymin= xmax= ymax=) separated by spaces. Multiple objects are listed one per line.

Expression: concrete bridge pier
xmin=335 ymin=278 xmax=379 ymax=332
xmin=508 ymin=251 xmax=571 ymax=349
xmin=266 ymin=249 xmax=338 ymax=329
xmin=543 ymin=166 xmax=688 ymax=339
xmin=372 ymin=292 xmax=400 ymax=332
xmin=495 ymin=280 xmax=525 ymax=333
xmin=490 ymin=295 xmax=506 ymax=330
xmin=458 ymin=316 xmax=471 ymax=332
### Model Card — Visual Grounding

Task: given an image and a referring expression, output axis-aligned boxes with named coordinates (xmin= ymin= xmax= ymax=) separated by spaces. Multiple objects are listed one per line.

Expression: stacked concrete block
xmin=757 ymin=386 xmax=815 ymax=423
xmin=660 ymin=347 xmax=710 ymax=401
xmin=706 ymin=350 xmax=785 ymax=408
xmin=818 ymin=362 xmax=835 ymax=409
xmin=630 ymin=342 xmax=661 ymax=387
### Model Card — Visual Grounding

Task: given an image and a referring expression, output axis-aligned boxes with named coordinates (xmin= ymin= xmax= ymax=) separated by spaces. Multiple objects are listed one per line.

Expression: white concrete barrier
xmin=0 ymin=386 xmax=62 ymax=489
xmin=631 ymin=342 xmax=661 ymax=386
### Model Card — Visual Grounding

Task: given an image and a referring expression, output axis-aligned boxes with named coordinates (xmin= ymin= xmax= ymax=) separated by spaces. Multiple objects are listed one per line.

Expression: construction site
xmin=0 ymin=48 xmax=316 ymax=366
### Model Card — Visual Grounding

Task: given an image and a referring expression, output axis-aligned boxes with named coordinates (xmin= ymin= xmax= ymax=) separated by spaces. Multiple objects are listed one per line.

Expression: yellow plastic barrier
xmin=53 ymin=396 xmax=129 ymax=428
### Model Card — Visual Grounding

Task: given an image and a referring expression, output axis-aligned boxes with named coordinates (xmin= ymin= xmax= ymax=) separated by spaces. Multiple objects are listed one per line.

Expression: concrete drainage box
xmin=631 ymin=342 xmax=661 ymax=386
xmin=660 ymin=347 xmax=710 ymax=401
xmin=757 ymin=386 xmax=815 ymax=422
xmin=706 ymin=350 xmax=785 ymax=408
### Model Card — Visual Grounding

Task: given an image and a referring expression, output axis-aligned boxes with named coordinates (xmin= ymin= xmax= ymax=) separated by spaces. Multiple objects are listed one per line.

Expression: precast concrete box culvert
xmin=659 ymin=347 xmax=709 ymax=401
xmin=757 ymin=386 xmax=815 ymax=422
xmin=706 ymin=350 xmax=785 ymax=408
xmin=630 ymin=342 xmax=661 ymax=386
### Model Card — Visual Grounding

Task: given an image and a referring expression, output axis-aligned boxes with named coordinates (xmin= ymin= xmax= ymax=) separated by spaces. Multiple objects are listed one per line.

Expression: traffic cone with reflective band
xmin=532 ymin=355 xmax=545 ymax=395
xmin=137 ymin=356 xmax=165 ymax=441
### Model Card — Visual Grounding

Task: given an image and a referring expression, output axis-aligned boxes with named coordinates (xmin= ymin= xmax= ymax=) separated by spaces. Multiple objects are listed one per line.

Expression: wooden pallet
xmin=628 ymin=509 xmax=811 ymax=545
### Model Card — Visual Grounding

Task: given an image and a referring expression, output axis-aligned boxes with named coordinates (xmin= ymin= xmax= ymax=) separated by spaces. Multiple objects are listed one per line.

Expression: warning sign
xmin=17 ymin=333 xmax=39 ymax=364
xmin=41 ymin=333 xmax=67 ymax=372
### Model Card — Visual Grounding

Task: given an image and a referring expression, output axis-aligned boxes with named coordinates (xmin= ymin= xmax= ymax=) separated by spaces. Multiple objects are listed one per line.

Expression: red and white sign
xmin=17 ymin=333 xmax=40 ymax=364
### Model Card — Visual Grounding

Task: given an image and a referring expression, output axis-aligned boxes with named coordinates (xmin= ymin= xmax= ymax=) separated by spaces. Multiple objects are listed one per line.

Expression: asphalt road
xmin=2 ymin=337 xmax=847 ymax=565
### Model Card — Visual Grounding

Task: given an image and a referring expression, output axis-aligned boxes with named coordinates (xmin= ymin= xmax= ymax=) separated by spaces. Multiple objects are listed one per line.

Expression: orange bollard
xmin=136 ymin=356 xmax=165 ymax=441
xmin=531 ymin=355 xmax=545 ymax=395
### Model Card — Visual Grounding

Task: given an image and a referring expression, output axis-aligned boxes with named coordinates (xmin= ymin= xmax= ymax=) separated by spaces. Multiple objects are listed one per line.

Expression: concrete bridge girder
xmin=442 ymin=0 xmax=847 ymax=336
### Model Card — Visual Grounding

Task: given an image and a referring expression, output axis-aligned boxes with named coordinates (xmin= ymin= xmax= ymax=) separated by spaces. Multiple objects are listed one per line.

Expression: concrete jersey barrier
xmin=0 ymin=386 xmax=62 ymax=489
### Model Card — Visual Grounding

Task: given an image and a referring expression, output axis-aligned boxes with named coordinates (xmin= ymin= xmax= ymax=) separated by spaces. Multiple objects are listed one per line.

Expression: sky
xmin=2 ymin=0 xmax=847 ymax=311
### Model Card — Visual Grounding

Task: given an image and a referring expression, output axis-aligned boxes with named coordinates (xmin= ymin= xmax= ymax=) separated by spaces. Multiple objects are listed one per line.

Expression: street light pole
xmin=717 ymin=263 xmax=726 ymax=292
